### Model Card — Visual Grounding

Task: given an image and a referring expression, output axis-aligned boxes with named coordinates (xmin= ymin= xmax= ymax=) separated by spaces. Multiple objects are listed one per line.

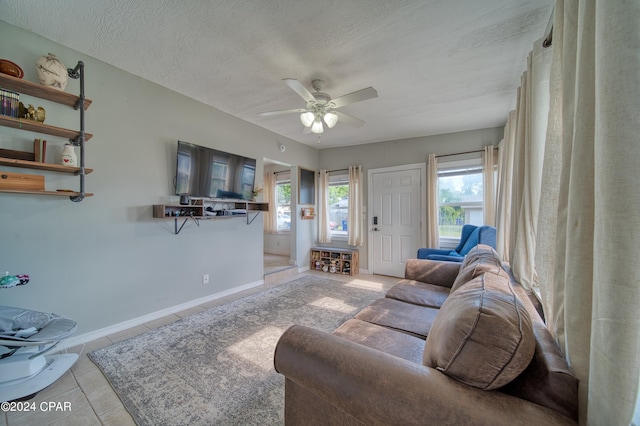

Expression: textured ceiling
xmin=0 ymin=0 xmax=553 ymax=148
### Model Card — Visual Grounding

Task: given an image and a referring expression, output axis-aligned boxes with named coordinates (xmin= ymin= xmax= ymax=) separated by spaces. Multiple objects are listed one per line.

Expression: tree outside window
xmin=437 ymin=165 xmax=483 ymax=241
xmin=329 ymin=181 xmax=349 ymax=236
xmin=276 ymin=181 xmax=291 ymax=231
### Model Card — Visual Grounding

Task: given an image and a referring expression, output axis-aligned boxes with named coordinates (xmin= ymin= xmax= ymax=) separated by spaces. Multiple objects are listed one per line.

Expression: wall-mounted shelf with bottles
xmin=0 ymin=63 xmax=93 ymax=201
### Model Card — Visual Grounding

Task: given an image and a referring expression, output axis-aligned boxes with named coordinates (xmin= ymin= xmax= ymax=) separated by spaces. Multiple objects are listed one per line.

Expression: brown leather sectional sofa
xmin=274 ymin=245 xmax=579 ymax=425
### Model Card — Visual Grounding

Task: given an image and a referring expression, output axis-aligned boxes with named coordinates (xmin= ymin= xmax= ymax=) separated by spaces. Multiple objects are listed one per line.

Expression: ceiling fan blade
xmin=331 ymin=87 xmax=378 ymax=108
xmin=258 ymin=107 xmax=307 ymax=117
xmin=334 ymin=111 xmax=365 ymax=128
xmin=283 ymin=78 xmax=316 ymax=103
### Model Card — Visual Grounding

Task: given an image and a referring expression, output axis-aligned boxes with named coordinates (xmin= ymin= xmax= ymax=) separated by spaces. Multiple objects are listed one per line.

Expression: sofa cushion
xmin=354 ymin=298 xmax=439 ymax=339
xmin=423 ymin=273 xmax=535 ymax=390
xmin=333 ymin=319 xmax=425 ymax=364
xmin=385 ymin=279 xmax=450 ymax=308
xmin=404 ymin=259 xmax=461 ymax=288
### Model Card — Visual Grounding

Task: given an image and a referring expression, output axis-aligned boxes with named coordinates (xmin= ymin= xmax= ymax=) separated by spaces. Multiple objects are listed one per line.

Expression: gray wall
xmin=0 ymin=21 xmax=318 ymax=335
xmin=317 ymin=128 xmax=504 ymax=270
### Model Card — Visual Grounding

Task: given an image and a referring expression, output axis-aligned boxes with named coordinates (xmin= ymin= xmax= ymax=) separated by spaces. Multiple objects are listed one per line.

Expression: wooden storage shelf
xmin=153 ymin=200 xmax=269 ymax=234
xmin=0 ymin=73 xmax=92 ymax=110
xmin=310 ymin=247 xmax=359 ymax=276
xmin=0 ymin=116 xmax=93 ymax=141
xmin=0 ymin=188 xmax=93 ymax=197
xmin=0 ymin=61 xmax=93 ymax=201
xmin=0 ymin=157 xmax=93 ymax=174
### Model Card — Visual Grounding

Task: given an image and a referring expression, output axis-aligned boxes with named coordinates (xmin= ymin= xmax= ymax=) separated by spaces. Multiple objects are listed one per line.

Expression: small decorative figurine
xmin=18 ymin=102 xmax=46 ymax=122
xmin=35 ymin=106 xmax=46 ymax=122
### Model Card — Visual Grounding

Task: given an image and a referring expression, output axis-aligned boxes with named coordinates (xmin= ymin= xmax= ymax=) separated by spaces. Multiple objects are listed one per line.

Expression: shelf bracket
xmin=246 ymin=212 xmax=260 ymax=225
xmin=174 ymin=215 xmax=199 ymax=234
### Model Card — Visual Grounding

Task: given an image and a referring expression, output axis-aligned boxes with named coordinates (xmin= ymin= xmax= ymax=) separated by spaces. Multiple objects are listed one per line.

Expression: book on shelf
xmin=0 ymin=89 xmax=19 ymax=118
xmin=32 ymin=139 xmax=47 ymax=162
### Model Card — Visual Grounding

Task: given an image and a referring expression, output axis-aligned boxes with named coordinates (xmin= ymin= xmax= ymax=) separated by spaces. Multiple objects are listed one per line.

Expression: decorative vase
xmin=60 ymin=144 xmax=77 ymax=167
xmin=36 ymin=53 xmax=68 ymax=91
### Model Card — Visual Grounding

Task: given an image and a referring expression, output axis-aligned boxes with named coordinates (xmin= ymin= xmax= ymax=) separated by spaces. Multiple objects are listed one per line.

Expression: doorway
xmin=263 ymin=158 xmax=296 ymax=276
xmin=368 ymin=164 xmax=425 ymax=277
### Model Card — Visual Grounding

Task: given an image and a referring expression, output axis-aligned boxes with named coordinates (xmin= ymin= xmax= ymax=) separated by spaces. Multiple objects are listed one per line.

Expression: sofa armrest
xmin=274 ymin=325 xmax=576 ymax=426
xmin=404 ymin=258 xmax=461 ymax=287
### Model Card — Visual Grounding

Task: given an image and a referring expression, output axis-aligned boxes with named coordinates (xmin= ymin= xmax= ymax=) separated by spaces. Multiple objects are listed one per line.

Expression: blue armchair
xmin=417 ymin=224 xmax=497 ymax=262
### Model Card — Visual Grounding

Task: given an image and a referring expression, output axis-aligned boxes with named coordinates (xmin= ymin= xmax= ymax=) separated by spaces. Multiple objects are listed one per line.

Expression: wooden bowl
xmin=0 ymin=59 xmax=24 ymax=78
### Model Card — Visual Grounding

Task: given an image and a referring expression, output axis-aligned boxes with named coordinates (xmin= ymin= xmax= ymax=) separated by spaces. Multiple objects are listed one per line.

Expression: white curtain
xmin=317 ymin=169 xmax=331 ymax=243
xmin=510 ymin=41 xmax=553 ymax=291
xmin=534 ymin=2 xmax=640 ymax=424
xmin=348 ymin=165 xmax=364 ymax=246
xmin=495 ymin=112 xmax=516 ymax=262
xmin=482 ymin=146 xmax=496 ymax=226
xmin=426 ymin=153 xmax=439 ymax=247
xmin=263 ymin=172 xmax=277 ymax=233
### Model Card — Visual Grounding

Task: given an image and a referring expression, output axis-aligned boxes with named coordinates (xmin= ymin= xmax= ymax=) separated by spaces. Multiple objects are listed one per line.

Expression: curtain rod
xmin=321 ymin=168 xmax=349 ymax=174
xmin=436 ymin=148 xmax=487 ymax=159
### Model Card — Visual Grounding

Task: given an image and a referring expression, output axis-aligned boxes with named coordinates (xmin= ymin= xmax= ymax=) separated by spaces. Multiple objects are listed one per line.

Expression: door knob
xmin=373 ymin=227 xmax=379 ymax=231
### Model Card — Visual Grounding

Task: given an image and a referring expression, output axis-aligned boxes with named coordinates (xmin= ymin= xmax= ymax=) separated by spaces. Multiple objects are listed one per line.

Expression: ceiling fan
xmin=258 ymin=79 xmax=378 ymax=134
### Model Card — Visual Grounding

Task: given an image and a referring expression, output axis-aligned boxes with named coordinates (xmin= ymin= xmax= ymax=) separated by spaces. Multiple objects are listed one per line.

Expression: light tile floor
xmin=2 ymin=270 xmax=398 ymax=425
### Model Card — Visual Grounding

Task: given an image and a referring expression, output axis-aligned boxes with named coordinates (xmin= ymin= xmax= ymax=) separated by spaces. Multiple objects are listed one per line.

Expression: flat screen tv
xmin=175 ymin=140 xmax=256 ymax=200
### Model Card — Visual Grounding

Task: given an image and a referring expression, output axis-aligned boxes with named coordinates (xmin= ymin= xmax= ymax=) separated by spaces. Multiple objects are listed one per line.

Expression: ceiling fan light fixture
xmin=323 ymin=111 xmax=338 ymax=128
xmin=300 ymin=111 xmax=315 ymax=127
xmin=311 ymin=118 xmax=324 ymax=134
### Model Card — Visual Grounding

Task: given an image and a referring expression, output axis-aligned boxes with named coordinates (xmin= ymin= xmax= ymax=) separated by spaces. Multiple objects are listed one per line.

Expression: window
xmin=276 ymin=178 xmax=291 ymax=232
xmin=328 ymin=173 xmax=349 ymax=238
xmin=437 ymin=159 xmax=483 ymax=247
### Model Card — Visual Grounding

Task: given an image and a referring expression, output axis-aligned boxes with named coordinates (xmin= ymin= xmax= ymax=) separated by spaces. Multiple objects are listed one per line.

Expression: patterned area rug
xmin=89 ymin=275 xmax=386 ymax=425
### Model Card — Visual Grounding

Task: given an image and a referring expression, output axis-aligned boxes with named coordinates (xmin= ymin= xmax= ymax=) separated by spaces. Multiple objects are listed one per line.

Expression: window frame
xmin=436 ymin=157 xmax=484 ymax=248
xmin=327 ymin=172 xmax=349 ymax=240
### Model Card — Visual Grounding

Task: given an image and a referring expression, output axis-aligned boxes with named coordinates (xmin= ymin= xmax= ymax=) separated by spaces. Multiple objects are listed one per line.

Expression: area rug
xmin=88 ymin=275 xmax=387 ymax=425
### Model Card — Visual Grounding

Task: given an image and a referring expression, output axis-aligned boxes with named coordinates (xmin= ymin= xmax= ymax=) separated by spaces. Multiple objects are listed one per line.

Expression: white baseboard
xmin=61 ymin=279 xmax=264 ymax=350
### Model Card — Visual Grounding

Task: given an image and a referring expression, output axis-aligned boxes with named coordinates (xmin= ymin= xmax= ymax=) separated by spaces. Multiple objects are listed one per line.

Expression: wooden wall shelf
xmin=0 ymin=157 xmax=93 ymax=174
xmin=153 ymin=200 xmax=269 ymax=234
xmin=0 ymin=116 xmax=93 ymax=141
xmin=0 ymin=188 xmax=93 ymax=197
xmin=0 ymin=61 xmax=93 ymax=201
xmin=0 ymin=73 xmax=92 ymax=110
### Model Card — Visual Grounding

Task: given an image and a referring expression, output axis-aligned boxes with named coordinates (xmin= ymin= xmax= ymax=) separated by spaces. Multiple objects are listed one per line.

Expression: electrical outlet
xmin=202 ymin=274 xmax=209 ymax=285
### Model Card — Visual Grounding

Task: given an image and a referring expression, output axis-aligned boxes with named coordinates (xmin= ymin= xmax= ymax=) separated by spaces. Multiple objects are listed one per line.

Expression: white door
xmin=369 ymin=165 xmax=425 ymax=277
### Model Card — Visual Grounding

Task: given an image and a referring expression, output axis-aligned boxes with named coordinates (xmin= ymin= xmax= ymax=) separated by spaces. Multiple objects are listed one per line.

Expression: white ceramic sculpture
xmin=36 ymin=53 xmax=68 ymax=91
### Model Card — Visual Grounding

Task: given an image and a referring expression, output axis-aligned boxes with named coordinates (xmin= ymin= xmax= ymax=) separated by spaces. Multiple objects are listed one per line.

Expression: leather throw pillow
xmin=423 ymin=272 xmax=535 ymax=390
